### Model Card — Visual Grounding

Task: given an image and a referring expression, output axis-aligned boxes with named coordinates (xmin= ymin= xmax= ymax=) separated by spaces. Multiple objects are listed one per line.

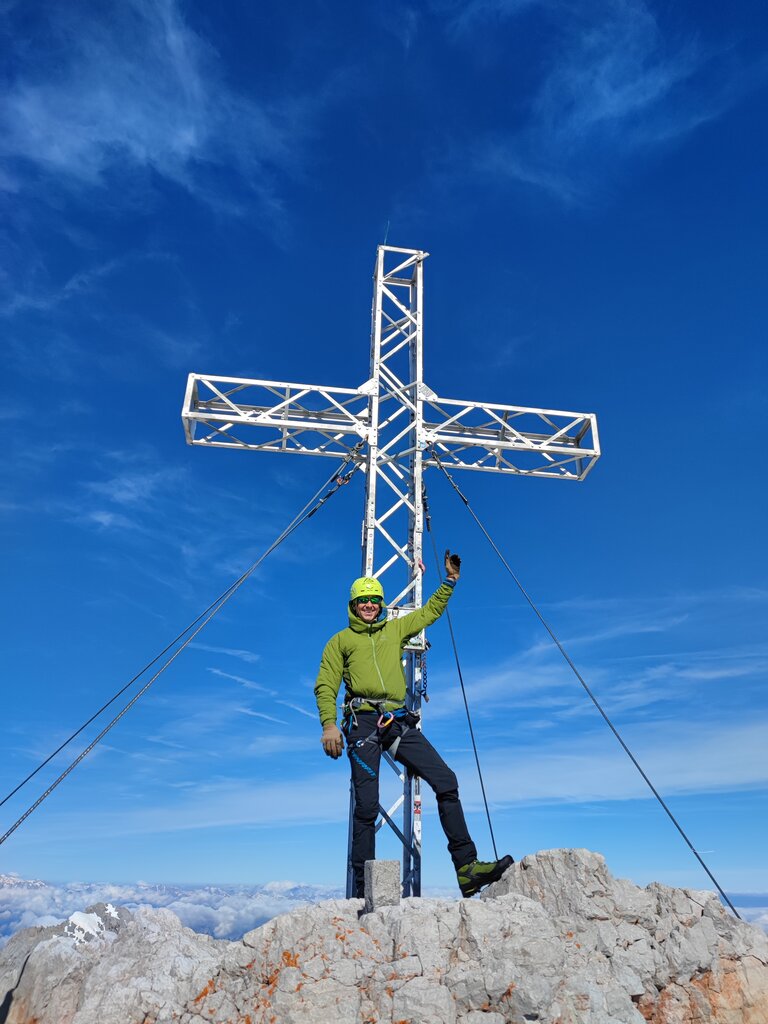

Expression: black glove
xmin=444 ymin=550 xmax=461 ymax=580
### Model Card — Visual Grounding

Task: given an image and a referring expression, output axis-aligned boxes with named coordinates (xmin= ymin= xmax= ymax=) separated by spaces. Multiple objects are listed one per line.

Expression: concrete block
xmin=363 ymin=859 xmax=400 ymax=912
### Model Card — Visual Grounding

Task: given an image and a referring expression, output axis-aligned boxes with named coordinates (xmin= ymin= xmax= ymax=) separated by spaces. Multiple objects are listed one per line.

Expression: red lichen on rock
xmin=194 ymin=978 xmax=216 ymax=1003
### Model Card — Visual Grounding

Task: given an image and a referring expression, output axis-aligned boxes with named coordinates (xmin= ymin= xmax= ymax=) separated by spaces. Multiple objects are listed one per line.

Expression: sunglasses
xmin=356 ymin=595 xmax=383 ymax=605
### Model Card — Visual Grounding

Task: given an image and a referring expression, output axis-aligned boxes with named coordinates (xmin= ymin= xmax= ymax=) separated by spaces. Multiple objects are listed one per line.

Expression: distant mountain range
xmin=0 ymin=873 xmax=48 ymax=889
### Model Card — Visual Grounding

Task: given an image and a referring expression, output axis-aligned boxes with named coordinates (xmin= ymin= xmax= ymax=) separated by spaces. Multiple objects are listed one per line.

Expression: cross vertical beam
xmin=357 ymin=247 xmax=428 ymax=895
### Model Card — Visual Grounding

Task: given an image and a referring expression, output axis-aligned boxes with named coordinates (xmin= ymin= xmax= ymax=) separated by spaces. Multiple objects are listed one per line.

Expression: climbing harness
xmin=342 ymin=695 xmax=399 ymax=731
xmin=428 ymin=445 xmax=742 ymax=921
xmin=342 ymin=698 xmax=420 ymax=761
xmin=0 ymin=450 xmax=363 ymax=848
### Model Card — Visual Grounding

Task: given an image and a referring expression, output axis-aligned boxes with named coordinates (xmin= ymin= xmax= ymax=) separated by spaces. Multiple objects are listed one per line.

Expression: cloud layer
xmin=0 ymin=872 xmax=341 ymax=949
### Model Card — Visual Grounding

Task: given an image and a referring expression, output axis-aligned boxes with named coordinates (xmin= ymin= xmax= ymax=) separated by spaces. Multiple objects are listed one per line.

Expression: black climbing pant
xmin=344 ymin=711 xmax=477 ymax=897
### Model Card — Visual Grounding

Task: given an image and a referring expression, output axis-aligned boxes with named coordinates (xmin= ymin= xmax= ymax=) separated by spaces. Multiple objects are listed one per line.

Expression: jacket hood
xmin=348 ymin=601 xmax=388 ymax=633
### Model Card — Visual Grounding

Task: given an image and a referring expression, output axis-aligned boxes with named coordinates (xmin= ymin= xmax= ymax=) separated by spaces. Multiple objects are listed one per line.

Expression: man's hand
xmin=444 ymin=549 xmax=461 ymax=581
xmin=321 ymin=723 xmax=344 ymax=759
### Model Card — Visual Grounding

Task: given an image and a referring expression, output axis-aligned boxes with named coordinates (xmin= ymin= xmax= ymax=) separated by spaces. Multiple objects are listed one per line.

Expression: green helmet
xmin=350 ymin=576 xmax=385 ymax=603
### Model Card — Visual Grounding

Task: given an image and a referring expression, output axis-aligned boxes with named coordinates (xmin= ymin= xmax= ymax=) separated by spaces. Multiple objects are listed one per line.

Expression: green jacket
xmin=314 ymin=582 xmax=455 ymax=725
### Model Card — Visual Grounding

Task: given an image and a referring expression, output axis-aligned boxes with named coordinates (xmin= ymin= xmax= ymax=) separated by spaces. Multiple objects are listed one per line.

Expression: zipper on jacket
xmin=369 ymin=630 xmax=387 ymax=694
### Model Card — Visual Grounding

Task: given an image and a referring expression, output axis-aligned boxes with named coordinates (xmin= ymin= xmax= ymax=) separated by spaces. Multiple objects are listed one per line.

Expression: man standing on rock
xmin=314 ymin=551 xmax=513 ymax=899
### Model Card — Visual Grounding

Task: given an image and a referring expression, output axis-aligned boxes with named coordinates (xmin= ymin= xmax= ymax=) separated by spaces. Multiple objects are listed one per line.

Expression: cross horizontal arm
xmin=182 ymin=374 xmax=599 ymax=479
xmin=420 ymin=394 xmax=600 ymax=481
xmin=182 ymin=373 xmax=373 ymax=459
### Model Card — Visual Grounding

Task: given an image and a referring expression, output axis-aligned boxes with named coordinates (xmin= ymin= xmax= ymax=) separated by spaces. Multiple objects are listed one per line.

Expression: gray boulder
xmin=1 ymin=849 xmax=766 ymax=1023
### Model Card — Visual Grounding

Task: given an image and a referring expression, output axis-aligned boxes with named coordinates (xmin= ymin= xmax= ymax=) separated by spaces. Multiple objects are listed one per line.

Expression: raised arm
xmin=395 ymin=550 xmax=462 ymax=640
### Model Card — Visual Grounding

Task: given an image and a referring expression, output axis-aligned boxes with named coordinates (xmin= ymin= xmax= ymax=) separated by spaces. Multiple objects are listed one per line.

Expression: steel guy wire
xmin=429 ymin=447 xmax=741 ymax=920
xmin=2 ymin=571 xmax=258 ymax=812
xmin=422 ymin=483 xmax=500 ymax=861
xmin=2 ymin=449 xmax=361 ymax=812
xmin=0 ymin=455 xmax=362 ymax=847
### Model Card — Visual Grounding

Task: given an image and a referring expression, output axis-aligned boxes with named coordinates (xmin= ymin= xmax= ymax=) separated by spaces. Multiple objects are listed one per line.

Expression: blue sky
xmin=1 ymin=0 xmax=767 ymax=902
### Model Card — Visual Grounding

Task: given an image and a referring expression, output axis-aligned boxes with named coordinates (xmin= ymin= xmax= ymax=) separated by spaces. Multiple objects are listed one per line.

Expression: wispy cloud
xmin=677 ymin=662 xmax=768 ymax=682
xmin=207 ymin=668 xmax=272 ymax=692
xmin=0 ymin=0 xmax=301 ymax=215
xmin=32 ymin=774 xmax=347 ymax=839
xmin=83 ymin=509 xmax=141 ymax=531
xmin=23 ymin=713 xmax=768 ymax=845
xmin=64 ymin=460 xmax=191 ymax=538
xmin=435 ymin=0 xmax=540 ymax=36
xmin=453 ymin=717 xmax=768 ymax=809
xmin=442 ymin=0 xmax=756 ymax=202
xmin=427 ymin=586 xmax=768 ymax=722
xmin=275 ymin=700 xmax=316 ymax=720
xmin=236 ymin=708 xmax=288 ymax=726
xmin=206 ymin=675 xmax=313 ymax=720
xmin=542 ymin=612 xmax=691 ymax=650
xmin=534 ymin=2 xmax=703 ymax=141
xmin=373 ymin=1 xmax=421 ymax=50
xmin=544 ymin=586 xmax=768 ymax=615
xmin=244 ymin=734 xmax=317 ymax=757
xmin=1 ymin=256 xmax=130 ymax=318
xmin=193 ymin=646 xmax=261 ymax=666
xmin=86 ymin=467 xmax=185 ymax=507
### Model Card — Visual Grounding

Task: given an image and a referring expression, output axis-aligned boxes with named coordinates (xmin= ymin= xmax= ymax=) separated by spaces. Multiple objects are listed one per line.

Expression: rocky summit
xmin=1 ymin=849 xmax=766 ymax=1024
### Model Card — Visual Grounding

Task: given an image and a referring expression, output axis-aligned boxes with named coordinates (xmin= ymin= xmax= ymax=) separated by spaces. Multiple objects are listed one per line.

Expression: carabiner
xmin=377 ymin=711 xmax=394 ymax=731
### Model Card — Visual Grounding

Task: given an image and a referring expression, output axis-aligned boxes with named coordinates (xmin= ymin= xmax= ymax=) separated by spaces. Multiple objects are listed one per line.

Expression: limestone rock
xmin=1 ymin=849 xmax=766 ymax=1024
xmin=364 ymin=858 xmax=401 ymax=912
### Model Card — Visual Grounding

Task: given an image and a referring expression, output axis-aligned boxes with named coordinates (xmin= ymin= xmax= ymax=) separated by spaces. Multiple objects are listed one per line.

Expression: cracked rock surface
xmin=1 ymin=849 xmax=766 ymax=1023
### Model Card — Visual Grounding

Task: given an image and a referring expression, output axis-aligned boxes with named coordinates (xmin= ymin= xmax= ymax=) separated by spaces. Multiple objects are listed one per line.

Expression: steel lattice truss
xmin=181 ymin=376 xmax=369 ymax=458
xmin=423 ymin=398 xmax=599 ymax=479
xmin=181 ymin=382 xmax=600 ymax=480
xmin=182 ymin=245 xmax=601 ymax=899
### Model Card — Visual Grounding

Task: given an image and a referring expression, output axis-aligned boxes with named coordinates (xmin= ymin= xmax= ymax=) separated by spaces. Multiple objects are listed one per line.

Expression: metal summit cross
xmin=181 ymin=244 xmax=600 ymax=897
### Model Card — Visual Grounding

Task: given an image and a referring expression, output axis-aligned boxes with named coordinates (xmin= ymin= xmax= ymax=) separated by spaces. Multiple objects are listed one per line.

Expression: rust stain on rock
xmin=633 ymin=961 xmax=768 ymax=1024
xmin=194 ymin=978 xmax=216 ymax=1003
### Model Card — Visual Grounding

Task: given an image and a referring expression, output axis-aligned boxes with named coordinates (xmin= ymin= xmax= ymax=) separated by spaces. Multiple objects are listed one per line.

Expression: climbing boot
xmin=457 ymin=855 xmax=514 ymax=898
